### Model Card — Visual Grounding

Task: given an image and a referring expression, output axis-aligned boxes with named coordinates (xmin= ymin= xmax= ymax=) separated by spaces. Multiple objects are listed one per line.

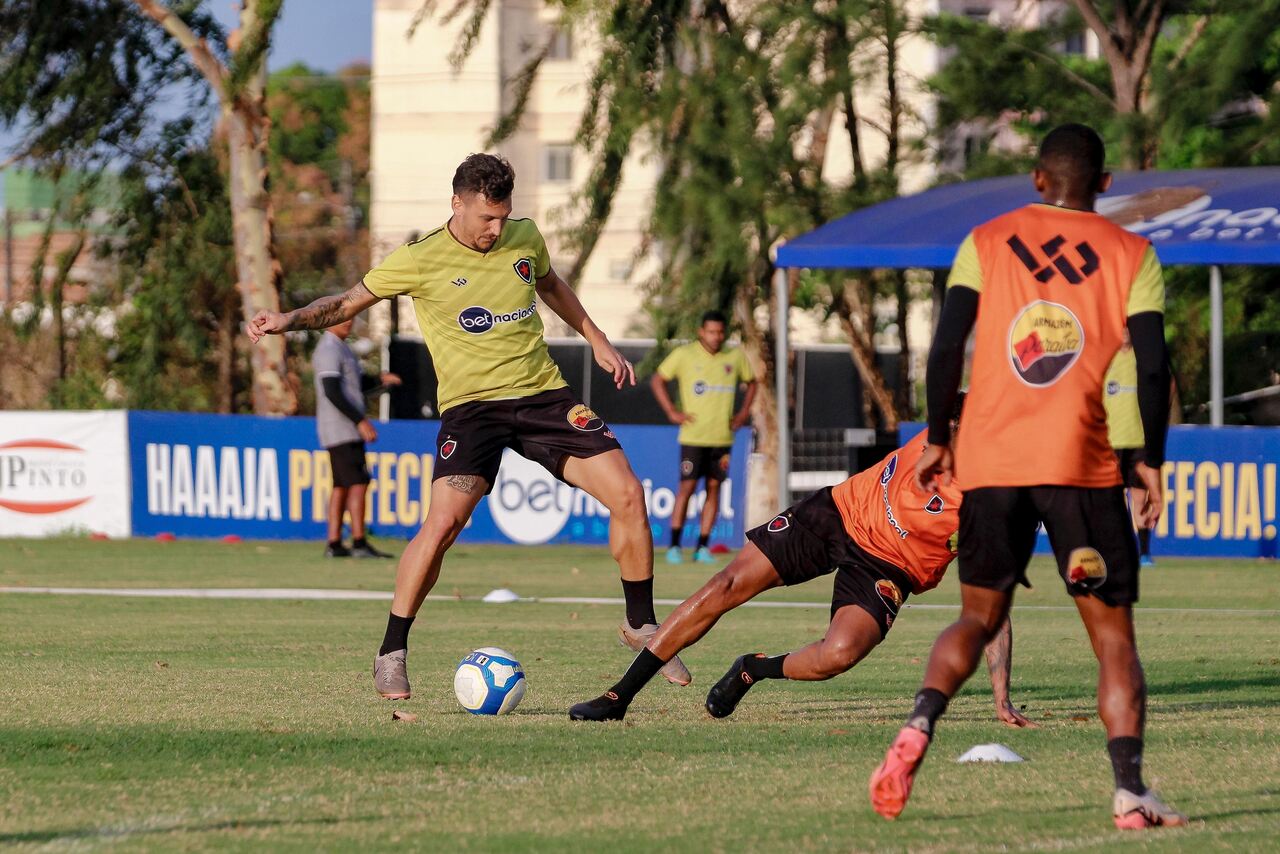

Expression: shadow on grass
xmin=0 ymin=814 xmax=377 ymax=846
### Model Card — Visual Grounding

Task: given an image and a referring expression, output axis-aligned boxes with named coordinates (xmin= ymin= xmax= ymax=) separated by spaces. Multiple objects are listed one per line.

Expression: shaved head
xmin=1038 ymin=124 xmax=1106 ymax=192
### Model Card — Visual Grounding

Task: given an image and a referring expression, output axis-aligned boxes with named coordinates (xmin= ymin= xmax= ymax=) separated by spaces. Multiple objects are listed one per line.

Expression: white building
xmin=369 ymin=0 xmax=1094 ymax=345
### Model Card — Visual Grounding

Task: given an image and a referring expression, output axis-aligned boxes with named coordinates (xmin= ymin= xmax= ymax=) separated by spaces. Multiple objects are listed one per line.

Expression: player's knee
xmin=608 ymin=477 xmax=646 ymax=525
xmin=704 ymin=568 xmax=739 ymax=608
xmin=815 ymin=639 xmax=858 ymax=678
xmin=421 ymin=514 xmax=466 ymax=549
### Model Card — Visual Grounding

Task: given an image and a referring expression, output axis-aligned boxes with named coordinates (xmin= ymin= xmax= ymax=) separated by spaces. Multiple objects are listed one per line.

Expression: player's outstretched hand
xmin=381 ymin=372 xmax=402 ymax=387
xmin=1133 ymin=461 xmax=1163 ymax=528
xmin=592 ymin=339 xmax=636 ymax=389
xmin=246 ymin=310 xmax=289 ymax=343
xmin=914 ymin=443 xmax=954 ymax=492
xmin=996 ymin=702 xmax=1037 ymax=728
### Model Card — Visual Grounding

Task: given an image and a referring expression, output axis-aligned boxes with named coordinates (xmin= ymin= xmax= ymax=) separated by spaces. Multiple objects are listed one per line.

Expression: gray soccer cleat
xmin=1113 ymin=788 xmax=1189 ymax=829
xmin=617 ymin=622 xmax=692 ymax=686
xmin=373 ymin=649 xmax=411 ymax=699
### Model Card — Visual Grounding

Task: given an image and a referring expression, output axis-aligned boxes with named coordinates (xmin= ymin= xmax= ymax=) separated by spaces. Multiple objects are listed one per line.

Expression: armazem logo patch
xmin=875 ymin=579 xmax=903 ymax=611
xmin=566 ymin=404 xmax=603 ymax=432
xmin=1008 ymin=300 xmax=1084 ymax=387
xmin=439 ymin=439 xmax=458 ymax=460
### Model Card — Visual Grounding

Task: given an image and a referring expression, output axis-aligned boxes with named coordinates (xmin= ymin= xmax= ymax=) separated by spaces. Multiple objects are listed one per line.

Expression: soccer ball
xmin=453 ymin=647 xmax=526 ymax=715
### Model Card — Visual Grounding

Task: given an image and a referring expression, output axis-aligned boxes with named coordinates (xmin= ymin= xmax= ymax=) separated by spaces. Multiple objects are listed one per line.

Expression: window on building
xmin=1062 ymin=31 xmax=1086 ymax=55
xmin=608 ymin=258 xmax=632 ymax=281
xmin=547 ymin=27 xmax=573 ymax=60
xmin=543 ymin=144 xmax=573 ymax=183
xmin=962 ymin=6 xmax=989 ymax=22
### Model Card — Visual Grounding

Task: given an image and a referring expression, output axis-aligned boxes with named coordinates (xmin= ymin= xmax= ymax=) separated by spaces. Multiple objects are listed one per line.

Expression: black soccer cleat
xmin=351 ymin=540 xmax=393 ymax=559
xmin=569 ymin=691 xmax=628 ymax=722
xmin=705 ymin=654 xmax=760 ymax=719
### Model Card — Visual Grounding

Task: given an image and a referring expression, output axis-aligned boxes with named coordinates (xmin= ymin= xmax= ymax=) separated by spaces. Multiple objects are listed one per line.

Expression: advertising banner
xmin=899 ymin=422 xmax=1279 ymax=558
xmin=127 ymin=411 xmax=750 ymax=545
xmin=0 ymin=410 xmax=131 ymax=538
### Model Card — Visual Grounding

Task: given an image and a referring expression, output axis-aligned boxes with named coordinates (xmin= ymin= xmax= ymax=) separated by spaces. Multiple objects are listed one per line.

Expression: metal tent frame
xmin=771 ymin=167 xmax=1280 ymax=503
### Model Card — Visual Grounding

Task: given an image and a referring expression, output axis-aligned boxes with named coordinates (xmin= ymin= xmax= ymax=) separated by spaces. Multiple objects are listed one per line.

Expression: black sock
xmin=328 ymin=539 xmax=343 ymax=548
xmin=1107 ymin=736 xmax=1147 ymax=794
xmin=1138 ymin=528 xmax=1151 ymax=557
xmin=379 ymin=613 xmax=414 ymax=655
xmin=696 ymin=532 xmax=710 ymax=549
xmin=609 ymin=648 xmax=665 ymax=703
xmin=743 ymin=652 xmax=787 ymax=680
xmin=353 ymin=536 xmax=368 ymax=548
xmin=670 ymin=527 xmax=683 ymax=548
xmin=906 ymin=688 xmax=949 ymax=737
xmin=622 ymin=577 xmax=656 ymax=629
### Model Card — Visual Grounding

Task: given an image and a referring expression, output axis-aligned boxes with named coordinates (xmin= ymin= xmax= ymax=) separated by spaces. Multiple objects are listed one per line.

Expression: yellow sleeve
xmin=531 ymin=223 xmax=552 ymax=279
xmin=736 ymin=348 xmax=755 ymax=383
xmin=946 ymin=232 xmax=983 ymax=293
xmin=1126 ymin=245 xmax=1165 ymax=316
xmin=656 ymin=346 xmax=684 ymax=381
xmin=363 ymin=244 xmax=421 ymax=298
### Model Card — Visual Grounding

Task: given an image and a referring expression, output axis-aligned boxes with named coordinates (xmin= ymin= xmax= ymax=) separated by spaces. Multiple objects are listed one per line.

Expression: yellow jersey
xmin=1103 ymin=346 xmax=1144 ymax=450
xmin=363 ymin=219 xmax=567 ymax=413
xmin=656 ymin=342 xmax=754 ymax=447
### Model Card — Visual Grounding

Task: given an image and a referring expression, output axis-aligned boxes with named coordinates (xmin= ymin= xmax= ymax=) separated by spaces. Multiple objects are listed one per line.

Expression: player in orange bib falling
xmin=568 ymin=401 xmax=1030 ymax=728
xmin=868 ymin=124 xmax=1186 ymax=829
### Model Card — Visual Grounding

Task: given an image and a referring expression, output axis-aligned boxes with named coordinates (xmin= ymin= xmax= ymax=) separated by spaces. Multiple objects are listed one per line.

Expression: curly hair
xmin=452 ymin=154 xmax=516 ymax=201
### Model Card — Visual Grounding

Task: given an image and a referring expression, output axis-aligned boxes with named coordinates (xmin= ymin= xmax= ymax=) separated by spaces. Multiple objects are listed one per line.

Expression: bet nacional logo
xmin=488 ymin=449 xmax=572 ymax=544
xmin=1008 ymin=300 xmax=1084 ymax=387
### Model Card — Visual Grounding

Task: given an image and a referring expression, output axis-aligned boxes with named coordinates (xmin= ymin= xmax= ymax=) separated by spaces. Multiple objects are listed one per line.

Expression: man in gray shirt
xmin=313 ymin=318 xmax=401 ymax=557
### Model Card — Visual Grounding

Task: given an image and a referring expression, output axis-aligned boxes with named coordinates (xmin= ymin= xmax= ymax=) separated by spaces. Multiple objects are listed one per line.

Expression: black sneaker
xmin=705 ymin=654 xmax=759 ymax=718
xmin=350 ymin=540 xmax=393 ymax=559
xmin=324 ymin=542 xmax=351 ymax=558
xmin=569 ymin=691 xmax=628 ymax=722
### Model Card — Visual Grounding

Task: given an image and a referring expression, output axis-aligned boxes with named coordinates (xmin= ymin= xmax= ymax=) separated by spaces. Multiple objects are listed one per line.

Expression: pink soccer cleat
xmin=869 ymin=726 xmax=931 ymax=819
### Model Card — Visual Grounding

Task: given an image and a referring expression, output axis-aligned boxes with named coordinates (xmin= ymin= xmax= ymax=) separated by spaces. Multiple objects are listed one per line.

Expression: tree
xmin=417 ymin=0 xmax=923 ymax=503
xmin=925 ymin=1 xmax=1280 ymax=418
xmin=0 ymin=0 xmax=295 ymax=414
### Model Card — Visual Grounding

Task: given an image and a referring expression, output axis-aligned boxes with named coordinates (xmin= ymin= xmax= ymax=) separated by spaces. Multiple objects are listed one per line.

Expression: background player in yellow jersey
xmin=1104 ymin=333 xmax=1156 ymax=566
xmin=651 ymin=310 xmax=757 ymax=564
xmin=247 ymin=154 xmax=690 ymax=699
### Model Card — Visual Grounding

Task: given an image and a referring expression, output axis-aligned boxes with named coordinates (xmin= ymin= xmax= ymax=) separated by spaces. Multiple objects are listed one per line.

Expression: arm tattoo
xmin=445 ymin=475 xmax=482 ymax=495
xmin=286 ymin=286 xmax=365 ymax=331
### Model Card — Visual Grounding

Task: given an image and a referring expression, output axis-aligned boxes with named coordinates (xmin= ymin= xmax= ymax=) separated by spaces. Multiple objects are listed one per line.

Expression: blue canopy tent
xmin=771 ymin=167 xmax=1280 ymax=501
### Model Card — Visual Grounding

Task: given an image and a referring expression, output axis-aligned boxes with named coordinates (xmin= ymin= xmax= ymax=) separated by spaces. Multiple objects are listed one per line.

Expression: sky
xmin=1 ymin=0 xmax=373 ymax=196
xmin=210 ymin=0 xmax=372 ymax=73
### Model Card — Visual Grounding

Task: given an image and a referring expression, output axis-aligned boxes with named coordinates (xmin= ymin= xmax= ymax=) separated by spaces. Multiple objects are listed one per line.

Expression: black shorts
xmin=1114 ymin=449 xmax=1147 ymax=489
xmin=745 ymin=487 xmax=913 ymax=638
xmin=680 ymin=445 xmax=731 ymax=483
xmin=958 ymin=486 xmax=1140 ymax=606
xmin=327 ymin=440 xmax=370 ymax=488
xmin=434 ymin=387 xmax=622 ymax=492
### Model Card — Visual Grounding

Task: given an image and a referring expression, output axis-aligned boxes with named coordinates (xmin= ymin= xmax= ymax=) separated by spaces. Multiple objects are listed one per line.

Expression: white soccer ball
xmin=453 ymin=647 xmax=526 ymax=715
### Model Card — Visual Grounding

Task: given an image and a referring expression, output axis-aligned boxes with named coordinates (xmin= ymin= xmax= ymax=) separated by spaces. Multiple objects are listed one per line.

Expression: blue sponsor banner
xmin=127 ymin=411 xmax=749 ymax=546
xmin=898 ymin=422 xmax=1280 ymax=558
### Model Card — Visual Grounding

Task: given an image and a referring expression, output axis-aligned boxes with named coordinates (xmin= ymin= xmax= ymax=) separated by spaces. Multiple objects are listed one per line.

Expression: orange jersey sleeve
xmin=953 ymin=204 xmax=1155 ymax=489
xmin=831 ymin=430 xmax=962 ymax=593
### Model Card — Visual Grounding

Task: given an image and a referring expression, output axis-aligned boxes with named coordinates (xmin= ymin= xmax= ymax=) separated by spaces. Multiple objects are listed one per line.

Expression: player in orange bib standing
xmin=567 ymin=404 xmax=1031 ymax=728
xmin=868 ymin=125 xmax=1186 ymax=829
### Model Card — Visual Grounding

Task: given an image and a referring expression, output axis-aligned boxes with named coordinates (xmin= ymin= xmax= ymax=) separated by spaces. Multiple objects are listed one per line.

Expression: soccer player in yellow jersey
xmin=1104 ymin=333 xmax=1155 ymax=565
xmin=651 ymin=311 xmax=757 ymax=564
xmin=248 ymin=154 xmax=690 ymax=699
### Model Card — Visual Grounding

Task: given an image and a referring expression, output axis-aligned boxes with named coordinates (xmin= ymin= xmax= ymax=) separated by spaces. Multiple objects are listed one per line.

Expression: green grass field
xmin=2 ymin=539 xmax=1277 ymax=852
